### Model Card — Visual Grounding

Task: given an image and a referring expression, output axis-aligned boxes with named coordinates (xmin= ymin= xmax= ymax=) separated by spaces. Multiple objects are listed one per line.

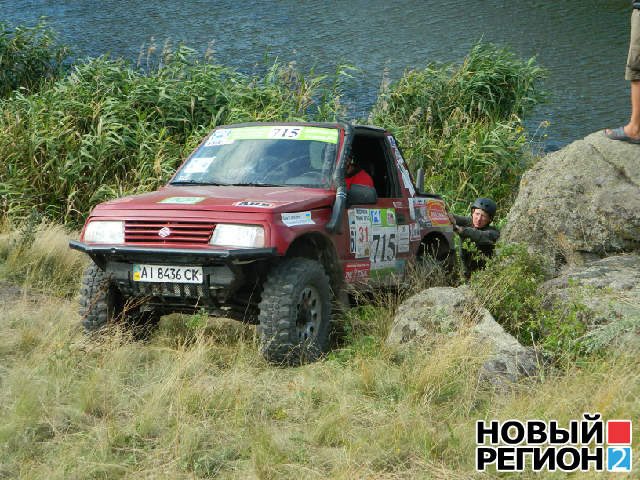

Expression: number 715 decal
xmin=269 ymin=127 xmax=301 ymax=138
xmin=371 ymin=230 xmax=396 ymax=265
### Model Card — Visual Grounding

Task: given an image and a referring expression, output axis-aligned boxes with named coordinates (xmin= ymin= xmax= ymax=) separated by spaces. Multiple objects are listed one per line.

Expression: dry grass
xmin=0 ymin=224 xmax=637 ymax=479
xmin=0 ymin=219 xmax=87 ymax=297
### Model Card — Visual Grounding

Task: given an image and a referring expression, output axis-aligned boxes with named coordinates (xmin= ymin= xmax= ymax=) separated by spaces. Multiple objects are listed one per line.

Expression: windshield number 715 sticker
xmin=269 ymin=126 xmax=302 ymax=139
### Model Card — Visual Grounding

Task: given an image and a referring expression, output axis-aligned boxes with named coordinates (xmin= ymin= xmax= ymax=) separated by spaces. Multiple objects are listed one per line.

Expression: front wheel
xmin=79 ymin=262 xmax=158 ymax=332
xmin=79 ymin=263 xmax=124 ymax=331
xmin=258 ymin=258 xmax=332 ymax=365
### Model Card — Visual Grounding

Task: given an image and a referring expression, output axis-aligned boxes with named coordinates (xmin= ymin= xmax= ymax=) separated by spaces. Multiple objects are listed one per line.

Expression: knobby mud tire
xmin=79 ymin=263 xmax=159 ymax=335
xmin=79 ymin=263 xmax=123 ymax=331
xmin=258 ymin=258 xmax=332 ymax=365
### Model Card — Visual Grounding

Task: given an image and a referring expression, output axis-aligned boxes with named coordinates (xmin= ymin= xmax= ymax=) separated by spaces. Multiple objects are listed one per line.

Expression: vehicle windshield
xmin=171 ymin=125 xmax=339 ymax=188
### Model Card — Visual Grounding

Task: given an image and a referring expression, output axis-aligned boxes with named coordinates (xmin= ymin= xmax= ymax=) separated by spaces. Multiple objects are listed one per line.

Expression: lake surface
xmin=2 ymin=0 xmax=634 ymax=150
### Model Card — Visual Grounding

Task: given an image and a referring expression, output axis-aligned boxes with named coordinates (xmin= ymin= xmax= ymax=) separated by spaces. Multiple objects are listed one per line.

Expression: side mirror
xmin=346 ymin=184 xmax=378 ymax=207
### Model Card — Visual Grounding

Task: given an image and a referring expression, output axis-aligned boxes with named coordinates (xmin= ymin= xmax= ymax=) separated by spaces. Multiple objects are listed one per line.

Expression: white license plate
xmin=133 ymin=264 xmax=203 ymax=284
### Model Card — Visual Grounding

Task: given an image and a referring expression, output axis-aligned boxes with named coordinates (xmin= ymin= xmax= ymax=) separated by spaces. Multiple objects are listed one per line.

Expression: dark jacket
xmin=453 ymin=214 xmax=500 ymax=277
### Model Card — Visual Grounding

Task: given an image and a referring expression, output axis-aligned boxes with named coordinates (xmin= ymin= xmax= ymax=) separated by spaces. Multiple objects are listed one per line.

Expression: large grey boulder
xmin=386 ymin=286 xmax=541 ymax=386
xmin=540 ymin=254 xmax=640 ymax=352
xmin=385 ymin=286 xmax=477 ymax=345
xmin=473 ymin=313 xmax=541 ymax=386
xmin=501 ymin=132 xmax=640 ymax=272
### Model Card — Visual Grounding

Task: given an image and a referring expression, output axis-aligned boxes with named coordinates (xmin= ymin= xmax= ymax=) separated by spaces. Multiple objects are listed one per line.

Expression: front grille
xmin=125 ymin=220 xmax=215 ymax=245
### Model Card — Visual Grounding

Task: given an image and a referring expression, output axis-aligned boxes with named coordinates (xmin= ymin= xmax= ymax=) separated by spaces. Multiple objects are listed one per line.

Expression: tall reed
xmin=370 ymin=42 xmax=545 ymax=214
xmin=0 ymin=25 xmax=544 ymax=225
xmin=0 ymin=18 xmax=71 ymax=98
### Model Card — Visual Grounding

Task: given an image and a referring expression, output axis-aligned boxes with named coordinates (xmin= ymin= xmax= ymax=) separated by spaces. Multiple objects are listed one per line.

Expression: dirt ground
xmin=0 ymin=281 xmax=22 ymax=304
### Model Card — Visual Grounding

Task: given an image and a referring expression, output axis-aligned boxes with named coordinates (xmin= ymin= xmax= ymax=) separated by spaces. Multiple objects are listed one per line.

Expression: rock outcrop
xmin=385 ymin=286 xmax=476 ymax=345
xmin=386 ymin=131 xmax=637 ymax=387
xmin=539 ymin=254 xmax=640 ymax=352
xmin=501 ymin=132 xmax=640 ymax=272
xmin=386 ymin=286 xmax=541 ymax=387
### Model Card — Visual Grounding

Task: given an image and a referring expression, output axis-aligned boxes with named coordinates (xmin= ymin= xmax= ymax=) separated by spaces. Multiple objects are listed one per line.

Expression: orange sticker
xmin=427 ymin=200 xmax=449 ymax=225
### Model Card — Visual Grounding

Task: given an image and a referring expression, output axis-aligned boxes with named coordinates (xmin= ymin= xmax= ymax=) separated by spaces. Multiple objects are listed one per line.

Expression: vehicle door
xmin=341 ymin=130 xmax=413 ymax=287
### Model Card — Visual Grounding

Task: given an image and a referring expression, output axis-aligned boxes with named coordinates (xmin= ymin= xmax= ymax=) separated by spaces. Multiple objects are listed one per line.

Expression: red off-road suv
xmin=70 ymin=122 xmax=454 ymax=363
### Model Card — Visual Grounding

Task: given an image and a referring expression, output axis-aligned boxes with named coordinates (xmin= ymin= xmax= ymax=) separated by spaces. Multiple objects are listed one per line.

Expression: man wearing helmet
xmin=448 ymin=198 xmax=500 ymax=279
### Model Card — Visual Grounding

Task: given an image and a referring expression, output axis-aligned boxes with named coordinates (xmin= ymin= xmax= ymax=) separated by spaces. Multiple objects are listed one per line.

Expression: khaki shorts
xmin=626 ymin=9 xmax=640 ymax=80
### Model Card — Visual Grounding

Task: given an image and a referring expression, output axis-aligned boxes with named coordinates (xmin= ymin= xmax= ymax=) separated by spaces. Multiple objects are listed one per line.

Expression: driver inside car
xmin=345 ymin=154 xmax=374 ymax=189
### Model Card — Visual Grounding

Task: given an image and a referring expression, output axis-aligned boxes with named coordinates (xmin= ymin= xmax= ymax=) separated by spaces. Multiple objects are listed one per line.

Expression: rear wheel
xmin=417 ymin=237 xmax=458 ymax=282
xmin=258 ymin=258 xmax=331 ymax=365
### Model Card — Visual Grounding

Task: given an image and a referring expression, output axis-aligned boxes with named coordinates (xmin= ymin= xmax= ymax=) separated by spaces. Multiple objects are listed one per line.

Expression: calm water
xmin=1 ymin=0 xmax=634 ymax=149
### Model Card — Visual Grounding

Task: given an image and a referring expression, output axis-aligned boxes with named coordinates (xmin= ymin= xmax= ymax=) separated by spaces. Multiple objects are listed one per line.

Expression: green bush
xmin=0 ymin=18 xmax=71 ymax=98
xmin=370 ymin=42 xmax=545 ymax=214
xmin=470 ymin=244 xmax=594 ymax=361
xmin=470 ymin=244 xmax=548 ymax=344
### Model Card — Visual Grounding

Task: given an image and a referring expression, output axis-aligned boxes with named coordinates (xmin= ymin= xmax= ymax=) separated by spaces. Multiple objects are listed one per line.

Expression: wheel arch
xmin=285 ymin=232 xmax=342 ymax=292
xmin=418 ymin=231 xmax=453 ymax=261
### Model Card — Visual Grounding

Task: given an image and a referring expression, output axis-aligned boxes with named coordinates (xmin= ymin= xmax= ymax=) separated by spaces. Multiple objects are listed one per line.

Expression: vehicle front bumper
xmin=69 ymin=240 xmax=279 ymax=307
xmin=69 ymin=240 xmax=278 ymax=267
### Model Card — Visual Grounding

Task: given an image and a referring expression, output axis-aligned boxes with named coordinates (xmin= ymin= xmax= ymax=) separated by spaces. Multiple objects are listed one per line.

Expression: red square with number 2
xmin=607 ymin=421 xmax=632 ymax=444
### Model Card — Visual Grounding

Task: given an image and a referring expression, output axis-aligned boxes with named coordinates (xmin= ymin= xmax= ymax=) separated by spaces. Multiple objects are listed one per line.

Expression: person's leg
xmin=458 ymin=242 xmax=470 ymax=280
xmin=606 ymin=10 xmax=640 ymax=140
xmin=627 ymin=80 xmax=640 ymax=138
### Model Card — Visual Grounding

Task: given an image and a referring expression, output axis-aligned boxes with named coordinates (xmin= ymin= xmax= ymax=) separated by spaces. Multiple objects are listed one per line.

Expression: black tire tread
xmin=79 ymin=263 xmax=116 ymax=331
xmin=258 ymin=258 xmax=331 ymax=365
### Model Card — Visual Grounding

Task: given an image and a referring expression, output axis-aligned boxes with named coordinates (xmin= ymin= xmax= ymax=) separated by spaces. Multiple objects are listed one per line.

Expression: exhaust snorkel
xmin=325 ymin=123 xmax=353 ymax=233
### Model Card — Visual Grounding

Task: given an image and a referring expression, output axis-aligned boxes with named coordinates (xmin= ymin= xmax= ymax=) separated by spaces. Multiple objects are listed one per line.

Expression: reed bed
xmin=0 ymin=18 xmax=71 ymax=99
xmin=1 ymin=21 xmax=544 ymax=226
xmin=0 ymin=37 xmax=349 ymax=226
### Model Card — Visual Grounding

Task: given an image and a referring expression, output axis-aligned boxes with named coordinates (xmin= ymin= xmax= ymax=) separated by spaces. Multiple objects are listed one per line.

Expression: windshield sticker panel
xmin=233 ymin=201 xmax=275 ymax=208
xmin=281 ymin=211 xmax=315 ymax=227
xmin=269 ymin=126 xmax=302 ymax=139
xmin=205 ymin=129 xmax=233 ymax=146
xmin=183 ymin=156 xmax=215 ymax=173
xmin=216 ymin=126 xmax=338 ymax=144
xmin=159 ymin=197 xmax=205 ymax=204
